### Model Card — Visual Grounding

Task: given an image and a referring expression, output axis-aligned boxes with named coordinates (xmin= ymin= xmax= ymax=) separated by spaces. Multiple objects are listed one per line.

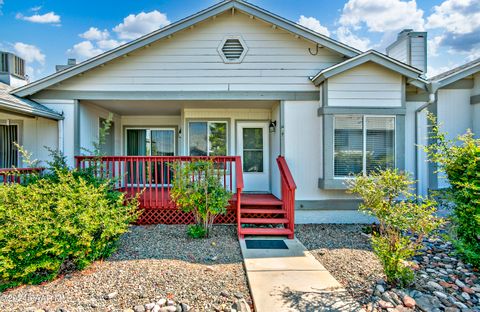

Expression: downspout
xmin=58 ymin=115 xmax=64 ymax=154
xmin=414 ymin=85 xmax=436 ymax=195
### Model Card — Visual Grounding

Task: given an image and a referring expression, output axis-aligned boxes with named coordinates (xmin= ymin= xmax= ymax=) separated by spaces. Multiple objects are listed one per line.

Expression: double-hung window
xmin=334 ymin=115 xmax=395 ymax=177
xmin=188 ymin=121 xmax=227 ymax=156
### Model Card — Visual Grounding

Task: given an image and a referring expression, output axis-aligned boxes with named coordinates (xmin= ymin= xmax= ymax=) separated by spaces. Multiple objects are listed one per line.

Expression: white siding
xmin=472 ymin=73 xmax=480 ymax=137
xmin=410 ymin=36 xmax=426 ymax=72
xmin=283 ymin=100 xmax=353 ymax=201
xmin=47 ymin=12 xmax=342 ymax=93
xmin=0 ymin=112 xmax=58 ymax=167
xmin=436 ymin=89 xmax=473 ymax=188
xmin=328 ymin=62 xmax=403 ymax=107
xmin=387 ymin=38 xmax=408 ymax=64
xmin=36 ymin=99 xmax=76 ymax=166
xmin=79 ymin=101 xmax=121 ymax=154
xmin=270 ymin=103 xmax=281 ymax=198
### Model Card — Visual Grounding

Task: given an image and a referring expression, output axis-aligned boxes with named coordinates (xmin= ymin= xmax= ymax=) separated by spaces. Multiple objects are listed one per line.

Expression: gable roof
xmin=429 ymin=57 xmax=480 ymax=90
xmin=0 ymin=83 xmax=63 ymax=120
xmin=310 ymin=50 xmax=427 ymax=89
xmin=13 ymin=0 xmax=360 ymax=97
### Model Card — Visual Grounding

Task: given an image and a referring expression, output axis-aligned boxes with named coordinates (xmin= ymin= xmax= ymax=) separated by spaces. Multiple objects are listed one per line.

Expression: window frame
xmin=187 ymin=120 xmax=229 ymax=157
xmin=0 ymin=120 xmax=22 ymax=168
xmin=333 ymin=114 xmax=396 ymax=178
xmin=124 ymin=127 xmax=177 ymax=156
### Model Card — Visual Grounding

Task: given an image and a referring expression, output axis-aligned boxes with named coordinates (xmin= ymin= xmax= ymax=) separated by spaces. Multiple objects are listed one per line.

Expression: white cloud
xmin=16 ymin=11 xmax=61 ymax=24
xmin=97 ymin=39 xmax=125 ymax=50
xmin=67 ymin=41 xmax=103 ymax=59
xmin=424 ymin=0 xmax=480 ymax=57
xmin=113 ymin=10 xmax=170 ymax=40
xmin=336 ymin=26 xmax=371 ymax=51
xmin=297 ymin=16 xmax=330 ymax=36
xmin=30 ymin=6 xmax=42 ymax=12
xmin=427 ymin=35 xmax=444 ymax=57
xmin=339 ymin=0 xmax=424 ymax=32
xmin=13 ymin=42 xmax=45 ymax=65
xmin=80 ymin=27 xmax=110 ymax=41
xmin=426 ymin=0 xmax=480 ymax=34
xmin=427 ymin=63 xmax=459 ymax=78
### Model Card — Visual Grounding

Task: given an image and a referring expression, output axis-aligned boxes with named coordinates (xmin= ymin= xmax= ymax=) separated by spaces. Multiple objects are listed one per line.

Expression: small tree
xmin=348 ymin=169 xmax=442 ymax=286
xmin=171 ymin=160 xmax=231 ymax=238
xmin=424 ymin=113 xmax=480 ymax=267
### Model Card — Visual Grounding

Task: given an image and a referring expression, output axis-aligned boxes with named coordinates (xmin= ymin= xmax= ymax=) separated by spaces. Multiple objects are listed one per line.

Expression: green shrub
xmin=0 ymin=170 xmax=139 ymax=291
xmin=348 ymin=169 xmax=442 ymax=286
xmin=171 ymin=160 xmax=231 ymax=238
xmin=424 ymin=113 xmax=480 ymax=267
xmin=187 ymin=224 xmax=208 ymax=239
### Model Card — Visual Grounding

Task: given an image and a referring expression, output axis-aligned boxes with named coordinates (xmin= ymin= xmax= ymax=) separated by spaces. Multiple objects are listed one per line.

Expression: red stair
xmin=234 ymin=156 xmax=297 ymax=239
xmin=237 ymin=193 xmax=294 ymax=238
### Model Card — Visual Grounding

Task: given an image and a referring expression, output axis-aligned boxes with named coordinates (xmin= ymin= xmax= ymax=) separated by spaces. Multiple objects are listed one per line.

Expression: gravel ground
xmin=295 ymin=224 xmax=384 ymax=305
xmin=0 ymin=225 xmax=253 ymax=312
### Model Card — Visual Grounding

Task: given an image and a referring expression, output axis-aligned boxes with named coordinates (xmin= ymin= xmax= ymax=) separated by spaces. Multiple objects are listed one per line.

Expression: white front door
xmin=237 ymin=122 xmax=270 ymax=193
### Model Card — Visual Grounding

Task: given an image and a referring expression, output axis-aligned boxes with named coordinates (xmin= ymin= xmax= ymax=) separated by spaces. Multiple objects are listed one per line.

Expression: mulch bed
xmin=0 ymin=225 xmax=253 ymax=312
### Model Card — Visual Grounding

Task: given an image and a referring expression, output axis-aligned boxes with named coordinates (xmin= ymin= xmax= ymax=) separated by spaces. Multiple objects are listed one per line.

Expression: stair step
xmin=240 ymin=208 xmax=287 ymax=214
xmin=239 ymin=228 xmax=294 ymax=236
xmin=240 ymin=218 xmax=289 ymax=224
xmin=241 ymin=194 xmax=283 ymax=206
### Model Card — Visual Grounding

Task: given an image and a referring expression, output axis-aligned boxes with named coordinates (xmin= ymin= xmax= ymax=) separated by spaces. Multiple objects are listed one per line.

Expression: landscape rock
xmin=402 ymin=295 xmax=416 ymax=308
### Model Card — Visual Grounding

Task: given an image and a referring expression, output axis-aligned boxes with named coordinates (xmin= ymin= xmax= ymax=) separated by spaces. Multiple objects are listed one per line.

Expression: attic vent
xmin=218 ymin=35 xmax=248 ymax=63
xmin=222 ymin=39 xmax=244 ymax=60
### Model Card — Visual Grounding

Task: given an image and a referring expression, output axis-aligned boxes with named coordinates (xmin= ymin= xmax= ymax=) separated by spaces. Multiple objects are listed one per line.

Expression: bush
xmin=0 ymin=170 xmax=139 ymax=291
xmin=424 ymin=113 xmax=480 ymax=267
xmin=348 ymin=169 xmax=442 ymax=286
xmin=171 ymin=160 xmax=231 ymax=238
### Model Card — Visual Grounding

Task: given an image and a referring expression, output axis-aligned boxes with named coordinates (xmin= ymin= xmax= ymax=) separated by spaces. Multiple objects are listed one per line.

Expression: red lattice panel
xmin=136 ymin=207 xmax=237 ymax=225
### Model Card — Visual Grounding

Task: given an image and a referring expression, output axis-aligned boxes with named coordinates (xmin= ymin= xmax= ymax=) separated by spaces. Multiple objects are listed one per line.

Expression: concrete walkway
xmin=240 ymin=238 xmax=361 ymax=312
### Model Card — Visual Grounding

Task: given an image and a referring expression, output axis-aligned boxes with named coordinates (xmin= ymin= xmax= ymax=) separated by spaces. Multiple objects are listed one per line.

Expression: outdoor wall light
xmin=269 ymin=120 xmax=277 ymax=133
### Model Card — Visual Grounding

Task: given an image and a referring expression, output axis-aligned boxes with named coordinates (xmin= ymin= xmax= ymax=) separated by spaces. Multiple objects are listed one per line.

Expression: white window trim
xmin=187 ymin=121 xmax=228 ymax=156
xmin=333 ymin=115 xmax=396 ymax=178
xmin=124 ymin=127 xmax=176 ymax=156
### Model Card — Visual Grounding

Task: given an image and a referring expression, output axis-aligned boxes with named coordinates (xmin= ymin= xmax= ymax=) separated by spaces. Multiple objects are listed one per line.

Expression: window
xmin=13 ymin=55 xmax=25 ymax=78
xmin=0 ymin=53 xmax=8 ymax=73
xmin=126 ymin=128 xmax=175 ymax=156
xmin=188 ymin=122 xmax=227 ymax=156
xmin=0 ymin=124 xmax=18 ymax=168
xmin=334 ymin=116 xmax=395 ymax=177
xmin=125 ymin=128 xmax=176 ymax=185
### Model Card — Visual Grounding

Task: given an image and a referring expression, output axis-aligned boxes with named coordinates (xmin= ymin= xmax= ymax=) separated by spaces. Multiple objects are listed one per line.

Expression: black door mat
xmin=245 ymin=239 xmax=288 ymax=249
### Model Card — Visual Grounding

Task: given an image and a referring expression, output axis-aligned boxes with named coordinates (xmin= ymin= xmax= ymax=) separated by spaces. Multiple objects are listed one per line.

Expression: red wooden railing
xmin=0 ymin=167 xmax=44 ymax=184
xmin=276 ymin=156 xmax=297 ymax=236
xmin=75 ymin=156 xmax=244 ymax=212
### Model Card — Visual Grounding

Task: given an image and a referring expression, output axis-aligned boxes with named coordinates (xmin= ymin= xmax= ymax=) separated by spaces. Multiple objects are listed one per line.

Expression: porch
xmin=75 ymin=155 xmax=296 ymax=238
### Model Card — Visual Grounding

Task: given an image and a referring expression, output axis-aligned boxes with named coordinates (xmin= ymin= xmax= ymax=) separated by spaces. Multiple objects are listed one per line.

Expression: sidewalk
xmin=240 ymin=238 xmax=361 ymax=312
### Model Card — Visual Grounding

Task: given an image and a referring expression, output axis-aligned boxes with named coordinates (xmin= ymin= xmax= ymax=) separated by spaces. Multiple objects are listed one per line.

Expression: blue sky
xmin=1 ymin=0 xmax=479 ymax=81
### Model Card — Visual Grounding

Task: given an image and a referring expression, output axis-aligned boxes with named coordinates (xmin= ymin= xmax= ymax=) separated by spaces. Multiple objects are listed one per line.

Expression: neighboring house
xmin=1 ymin=0 xmax=479 ymax=227
xmin=0 ymin=52 xmax=62 ymax=169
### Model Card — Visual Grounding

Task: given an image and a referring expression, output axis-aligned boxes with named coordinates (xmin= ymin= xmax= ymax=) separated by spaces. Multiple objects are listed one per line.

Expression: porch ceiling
xmin=83 ymin=100 xmax=278 ymax=115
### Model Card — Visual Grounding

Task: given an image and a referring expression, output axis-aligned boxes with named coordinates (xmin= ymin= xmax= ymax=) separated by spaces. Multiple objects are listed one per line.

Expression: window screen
xmin=334 ymin=116 xmax=395 ymax=177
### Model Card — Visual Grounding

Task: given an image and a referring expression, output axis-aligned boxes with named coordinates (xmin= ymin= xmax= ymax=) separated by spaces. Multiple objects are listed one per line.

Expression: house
xmin=1 ymin=0 xmax=479 ymax=234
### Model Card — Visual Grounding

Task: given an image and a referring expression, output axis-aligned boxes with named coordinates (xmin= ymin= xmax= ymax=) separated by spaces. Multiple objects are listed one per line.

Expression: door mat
xmin=245 ymin=239 xmax=288 ymax=249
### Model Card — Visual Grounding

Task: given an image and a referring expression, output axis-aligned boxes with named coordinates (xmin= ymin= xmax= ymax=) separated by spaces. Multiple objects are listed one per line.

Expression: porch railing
xmin=276 ymin=156 xmax=297 ymax=234
xmin=0 ymin=167 xmax=44 ymax=184
xmin=75 ymin=156 xmax=243 ymax=211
